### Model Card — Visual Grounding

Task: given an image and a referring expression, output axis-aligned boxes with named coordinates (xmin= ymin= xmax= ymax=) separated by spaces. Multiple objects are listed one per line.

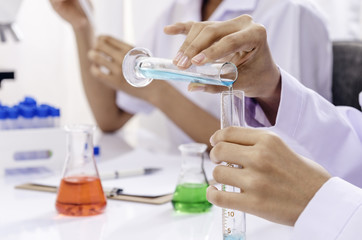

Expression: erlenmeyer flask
xmin=172 ymin=143 xmax=212 ymax=213
xmin=55 ymin=124 xmax=107 ymax=216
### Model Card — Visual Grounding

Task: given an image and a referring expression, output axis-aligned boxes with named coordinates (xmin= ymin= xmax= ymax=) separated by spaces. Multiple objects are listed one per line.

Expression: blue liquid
xmin=223 ymin=234 xmax=245 ymax=240
xmin=138 ymin=68 xmax=234 ymax=87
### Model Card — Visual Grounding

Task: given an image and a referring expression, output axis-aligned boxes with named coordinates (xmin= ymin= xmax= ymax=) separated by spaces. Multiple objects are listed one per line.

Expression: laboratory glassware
xmin=172 ymin=143 xmax=212 ymax=213
xmin=122 ymin=47 xmax=238 ymax=87
xmin=221 ymin=90 xmax=246 ymax=240
xmin=55 ymin=124 xmax=107 ymax=216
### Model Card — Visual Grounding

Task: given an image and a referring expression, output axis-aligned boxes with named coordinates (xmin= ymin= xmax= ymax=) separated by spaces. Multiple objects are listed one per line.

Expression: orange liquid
xmin=55 ymin=176 xmax=107 ymax=216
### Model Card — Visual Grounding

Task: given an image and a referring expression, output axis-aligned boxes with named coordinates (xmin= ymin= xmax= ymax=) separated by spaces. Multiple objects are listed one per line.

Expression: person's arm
xmin=87 ymin=35 xmax=221 ymax=149
xmin=74 ymin=29 xmax=133 ymax=132
xmin=207 ymin=127 xmax=362 ymax=238
xmin=49 ymin=0 xmax=133 ymax=132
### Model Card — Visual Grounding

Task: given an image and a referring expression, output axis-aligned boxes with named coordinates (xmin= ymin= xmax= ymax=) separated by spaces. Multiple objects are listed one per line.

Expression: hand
xmin=49 ymin=0 xmax=91 ymax=29
xmin=164 ymin=15 xmax=280 ymax=101
xmin=164 ymin=15 xmax=281 ymax=124
xmin=88 ymin=35 xmax=170 ymax=103
xmin=207 ymin=127 xmax=331 ymax=226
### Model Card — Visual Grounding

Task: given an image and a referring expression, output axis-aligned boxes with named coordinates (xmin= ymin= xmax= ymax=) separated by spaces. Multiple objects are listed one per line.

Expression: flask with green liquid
xmin=172 ymin=143 xmax=212 ymax=213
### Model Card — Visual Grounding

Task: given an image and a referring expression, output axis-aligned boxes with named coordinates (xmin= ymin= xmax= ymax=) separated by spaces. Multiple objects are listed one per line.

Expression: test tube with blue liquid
xmin=122 ymin=47 xmax=238 ymax=87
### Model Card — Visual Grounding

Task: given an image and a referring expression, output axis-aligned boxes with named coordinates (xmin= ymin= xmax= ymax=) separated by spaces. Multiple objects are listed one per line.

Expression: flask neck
xmin=63 ymin=124 xmax=97 ymax=178
xmin=67 ymin=131 xmax=94 ymax=161
xmin=178 ymin=143 xmax=208 ymax=184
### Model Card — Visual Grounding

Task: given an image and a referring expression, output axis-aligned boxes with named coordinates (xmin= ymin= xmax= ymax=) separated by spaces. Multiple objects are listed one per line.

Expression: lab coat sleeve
xmin=268 ymin=69 xmax=362 ymax=188
xmin=292 ymin=177 xmax=362 ymax=240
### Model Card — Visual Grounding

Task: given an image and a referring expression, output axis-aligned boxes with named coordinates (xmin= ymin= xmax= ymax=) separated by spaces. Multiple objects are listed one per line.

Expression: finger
xmin=94 ymin=37 xmax=124 ymax=63
xmin=184 ymin=22 xmax=244 ymax=65
xmin=210 ymin=127 xmax=266 ymax=146
xmin=88 ymin=50 xmax=121 ymax=76
xmin=210 ymin=141 xmax=251 ymax=166
xmin=192 ymin=17 xmax=265 ymax=65
xmin=173 ymin=22 xmax=207 ymax=68
xmin=206 ymin=186 xmax=250 ymax=212
xmin=90 ymin=65 xmax=121 ymax=89
xmin=212 ymin=165 xmax=246 ymax=188
xmin=163 ymin=21 xmax=194 ymax=35
xmin=101 ymin=35 xmax=133 ymax=55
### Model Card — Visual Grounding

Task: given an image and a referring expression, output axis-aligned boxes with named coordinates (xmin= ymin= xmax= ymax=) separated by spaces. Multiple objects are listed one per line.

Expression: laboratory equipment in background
xmin=172 ymin=143 xmax=212 ymax=213
xmin=122 ymin=47 xmax=238 ymax=87
xmin=221 ymin=90 xmax=246 ymax=240
xmin=56 ymin=124 xmax=107 ymax=216
xmin=0 ymin=0 xmax=23 ymax=86
xmin=0 ymin=96 xmax=64 ymax=177
xmin=0 ymin=70 xmax=14 ymax=87
xmin=0 ymin=96 xmax=61 ymax=130
xmin=0 ymin=0 xmax=23 ymax=42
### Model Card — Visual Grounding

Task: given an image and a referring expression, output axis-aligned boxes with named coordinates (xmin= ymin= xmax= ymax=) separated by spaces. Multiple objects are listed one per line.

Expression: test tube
xmin=220 ymin=90 xmax=246 ymax=240
xmin=122 ymin=47 xmax=238 ymax=87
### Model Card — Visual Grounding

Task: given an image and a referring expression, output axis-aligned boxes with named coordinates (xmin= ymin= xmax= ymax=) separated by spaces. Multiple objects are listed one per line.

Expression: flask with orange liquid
xmin=55 ymin=124 xmax=107 ymax=216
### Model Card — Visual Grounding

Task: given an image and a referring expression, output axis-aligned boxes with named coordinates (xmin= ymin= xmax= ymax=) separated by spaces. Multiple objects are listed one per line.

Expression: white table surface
xmin=0 ymin=131 xmax=293 ymax=240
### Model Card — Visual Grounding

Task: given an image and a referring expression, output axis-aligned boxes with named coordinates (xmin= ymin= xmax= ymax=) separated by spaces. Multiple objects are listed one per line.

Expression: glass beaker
xmin=221 ymin=90 xmax=246 ymax=240
xmin=122 ymin=47 xmax=238 ymax=87
xmin=55 ymin=124 xmax=107 ymax=216
xmin=172 ymin=143 xmax=212 ymax=213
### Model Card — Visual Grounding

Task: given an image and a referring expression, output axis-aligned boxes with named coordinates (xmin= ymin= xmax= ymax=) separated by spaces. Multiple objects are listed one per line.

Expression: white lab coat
xmin=257 ymin=68 xmax=362 ymax=187
xmin=255 ymin=69 xmax=362 ymax=238
xmin=117 ymin=0 xmax=332 ymax=151
xmin=293 ymin=177 xmax=362 ymax=239
xmin=309 ymin=0 xmax=362 ymax=40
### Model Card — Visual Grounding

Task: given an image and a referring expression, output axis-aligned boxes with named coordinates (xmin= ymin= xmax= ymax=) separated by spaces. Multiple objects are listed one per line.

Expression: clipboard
xmin=15 ymin=182 xmax=174 ymax=205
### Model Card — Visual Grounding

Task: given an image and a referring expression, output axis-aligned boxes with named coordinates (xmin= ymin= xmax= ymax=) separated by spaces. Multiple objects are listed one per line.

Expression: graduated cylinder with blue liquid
xmin=122 ymin=47 xmax=238 ymax=87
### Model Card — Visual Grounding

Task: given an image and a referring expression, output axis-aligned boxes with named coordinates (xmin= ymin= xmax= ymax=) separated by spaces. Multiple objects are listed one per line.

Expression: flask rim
xmin=178 ymin=143 xmax=207 ymax=154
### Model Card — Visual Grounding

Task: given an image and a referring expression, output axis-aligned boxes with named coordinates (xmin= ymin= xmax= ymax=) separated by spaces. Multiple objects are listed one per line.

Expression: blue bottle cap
xmin=19 ymin=105 xmax=36 ymax=119
xmin=50 ymin=107 xmax=60 ymax=117
xmin=22 ymin=96 xmax=37 ymax=106
xmin=8 ymin=107 xmax=19 ymax=119
xmin=0 ymin=107 xmax=8 ymax=119
xmin=36 ymin=105 xmax=50 ymax=118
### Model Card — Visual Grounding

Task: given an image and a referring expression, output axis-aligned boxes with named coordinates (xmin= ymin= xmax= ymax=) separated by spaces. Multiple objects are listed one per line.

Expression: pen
xmin=105 ymin=187 xmax=123 ymax=197
xmin=100 ymin=167 xmax=161 ymax=180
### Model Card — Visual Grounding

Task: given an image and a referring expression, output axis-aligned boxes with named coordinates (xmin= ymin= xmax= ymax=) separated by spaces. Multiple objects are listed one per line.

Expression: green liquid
xmin=172 ymin=183 xmax=212 ymax=213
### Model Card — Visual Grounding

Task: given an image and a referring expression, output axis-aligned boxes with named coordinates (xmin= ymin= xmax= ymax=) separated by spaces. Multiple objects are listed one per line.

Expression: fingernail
xmin=174 ymin=51 xmax=183 ymax=63
xmin=177 ymin=55 xmax=189 ymax=68
xmin=192 ymin=53 xmax=205 ymax=64
xmin=188 ymin=83 xmax=206 ymax=92
xmin=209 ymin=133 xmax=217 ymax=146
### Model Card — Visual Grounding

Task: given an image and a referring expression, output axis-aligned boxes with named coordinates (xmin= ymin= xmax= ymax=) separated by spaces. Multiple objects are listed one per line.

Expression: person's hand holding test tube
xmin=164 ymin=14 xmax=332 ymax=227
xmin=164 ymin=15 xmax=280 ymax=125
